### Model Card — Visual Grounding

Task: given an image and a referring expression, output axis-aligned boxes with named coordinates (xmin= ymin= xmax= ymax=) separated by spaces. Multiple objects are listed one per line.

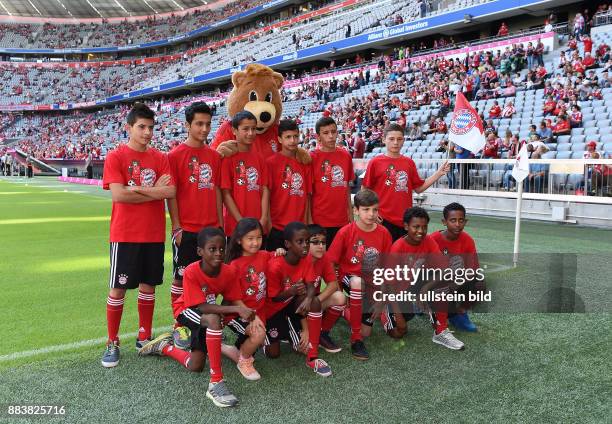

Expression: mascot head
xmin=227 ymin=64 xmax=284 ymax=135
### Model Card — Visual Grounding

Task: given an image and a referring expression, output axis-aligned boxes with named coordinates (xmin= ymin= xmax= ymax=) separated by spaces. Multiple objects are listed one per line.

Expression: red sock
xmin=170 ymin=282 xmax=183 ymax=305
xmin=162 ymin=344 xmax=190 ymax=368
xmin=206 ymin=328 xmax=223 ymax=383
xmin=342 ymin=305 xmax=351 ymax=322
xmin=322 ymin=305 xmax=343 ymax=332
xmin=106 ymin=295 xmax=124 ymax=343
xmin=349 ymin=287 xmax=362 ymax=343
xmin=431 ymin=311 xmax=448 ymax=334
xmin=137 ymin=290 xmax=155 ymax=341
xmin=306 ymin=311 xmax=323 ymax=361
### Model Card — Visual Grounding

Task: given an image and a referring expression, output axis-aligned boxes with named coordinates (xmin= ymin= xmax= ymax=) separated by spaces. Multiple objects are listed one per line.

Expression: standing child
xmin=167 ymin=102 xmax=222 ymax=321
xmin=264 ymin=222 xmax=332 ymax=377
xmin=139 ymin=227 xmax=264 ymax=407
xmin=265 ymin=119 xmax=312 ymax=251
xmin=310 ymin=117 xmax=354 ymax=246
xmin=307 ymin=224 xmax=347 ymax=353
xmin=362 ymin=123 xmax=449 ymax=241
xmin=326 ymin=189 xmax=392 ymax=360
xmin=101 ymin=103 xmax=176 ymax=368
xmin=390 ymin=207 xmax=465 ymax=350
xmin=430 ymin=202 xmax=482 ymax=332
xmin=223 ymin=218 xmax=279 ymax=380
xmin=220 ymin=111 xmax=270 ymax=238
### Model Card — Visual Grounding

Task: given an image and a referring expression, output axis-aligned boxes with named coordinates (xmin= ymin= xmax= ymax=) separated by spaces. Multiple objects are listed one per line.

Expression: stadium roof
xmin=0 ymin=0 xmax=211 ymax=19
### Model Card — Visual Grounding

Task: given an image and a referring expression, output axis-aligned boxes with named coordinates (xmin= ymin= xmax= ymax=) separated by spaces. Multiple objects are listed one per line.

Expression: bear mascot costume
xmin=211 ymin=63 xmax=311 ymax=164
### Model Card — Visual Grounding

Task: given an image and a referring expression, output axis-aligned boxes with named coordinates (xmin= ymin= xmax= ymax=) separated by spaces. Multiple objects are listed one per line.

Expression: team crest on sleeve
xmin=450 ymin=109 xmax=477 ymax=135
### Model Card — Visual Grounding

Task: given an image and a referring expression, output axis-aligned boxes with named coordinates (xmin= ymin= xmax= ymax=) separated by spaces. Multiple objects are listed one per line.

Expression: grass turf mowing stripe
xmin=0 ymin=326 xmax=171 ymax=363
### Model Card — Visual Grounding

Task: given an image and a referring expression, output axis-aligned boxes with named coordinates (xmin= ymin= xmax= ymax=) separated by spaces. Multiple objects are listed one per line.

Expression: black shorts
xmin=172 ymin=230 xmax=199 ymax=280
xmin=108 ymin=242 xmax=164 ymax=289
xmin=381 ymin=219 xmax=406 ymax=242
xmin=226 ymin=317 xmax=251 ymax=349
xmin=266 ymin=227 xmax=285 ymax=252
xmin=341 ymin=275 xmax=374 ymax=327
xmin=177 ymin=307 xmax=208 ymax=352
xmin=381 ymin=304 xmax=415 ymax=332
xmin=265 ymin=300 xmax=302 ymax=348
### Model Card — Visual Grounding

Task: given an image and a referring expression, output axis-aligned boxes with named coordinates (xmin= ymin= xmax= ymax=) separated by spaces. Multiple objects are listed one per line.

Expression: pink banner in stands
xmin=58 ymin=176 xmax=103 ymax=186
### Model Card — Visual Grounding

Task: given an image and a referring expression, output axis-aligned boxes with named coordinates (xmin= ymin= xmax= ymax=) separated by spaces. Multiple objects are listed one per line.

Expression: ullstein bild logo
xmin=367 ymin=21 xmax=429 ymax=41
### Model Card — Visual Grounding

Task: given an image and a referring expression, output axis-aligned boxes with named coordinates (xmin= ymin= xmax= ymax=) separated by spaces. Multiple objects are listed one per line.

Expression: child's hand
xmin=246 ymin=315 xmax=266 ymax=337
xmin=155 ymin=174 xmax=172 ymax=187
xmin=437 ymin=161 xmax=450 ymax=176
xmin=237 ymin=306 xmax=256 ymax=321
xmin=216 ymin=141 xmax=238 ymax=158
xmin=292 ymin=281 xmax=306 ymax=296
xmin=298 ymin=328 xmax=309 ymax=353
xmin=274 ymin=248 xmax=286 ymax=257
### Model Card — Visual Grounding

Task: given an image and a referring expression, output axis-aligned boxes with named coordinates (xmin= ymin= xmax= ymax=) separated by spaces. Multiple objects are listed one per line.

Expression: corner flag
xmin=511 ymin=142 xmax=530 ymax=183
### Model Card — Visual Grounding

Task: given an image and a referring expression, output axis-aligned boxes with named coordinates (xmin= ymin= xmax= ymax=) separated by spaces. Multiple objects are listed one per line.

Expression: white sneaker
xmin=432 ymin=328 xmax=465 ymax=350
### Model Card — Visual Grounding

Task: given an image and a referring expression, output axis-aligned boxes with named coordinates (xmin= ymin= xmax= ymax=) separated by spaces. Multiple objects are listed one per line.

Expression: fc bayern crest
xmin=450 ymin=109 xmax=477 ymax=135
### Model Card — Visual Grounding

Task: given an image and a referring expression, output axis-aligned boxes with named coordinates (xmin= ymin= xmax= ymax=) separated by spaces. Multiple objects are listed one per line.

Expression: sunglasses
xmin=309 ymin=239 xmax=326 ymax=246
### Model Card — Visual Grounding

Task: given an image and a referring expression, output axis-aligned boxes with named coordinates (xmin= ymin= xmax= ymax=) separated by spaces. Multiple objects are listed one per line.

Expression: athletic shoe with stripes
xmin=135 ymin=337 xmax=152 ymax=352
xmin=432 ymin=329 xmax=465 ymax=350
xmin=206 ymin=380 xmax=238 ymax=408
xmin=101 ymin=341 xmax=120 ymax=368
xmin=319 ymin=331 xmax=342 ymax=353
xmin=306 ymin=358 xmax=332 ymax=377
xmin=138 ymin=333 xmax=172 ymax=356
xmin=237 ymin=356 xmax=261 ymax=381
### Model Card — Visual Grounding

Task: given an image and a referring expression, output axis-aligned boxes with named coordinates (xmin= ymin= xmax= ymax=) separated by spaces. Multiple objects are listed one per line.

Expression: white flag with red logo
xmin=511 ymin=142 xmax=530 ymax=183
xmin=448 ymin=92 xmax=486 ymax=153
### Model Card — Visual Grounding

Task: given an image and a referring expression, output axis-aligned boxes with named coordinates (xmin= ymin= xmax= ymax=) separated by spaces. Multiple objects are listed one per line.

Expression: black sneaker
xmin=351 ymin=340 xmax=369 ymax=361
xmin=319 ymin=331 xmax=342 ymax=353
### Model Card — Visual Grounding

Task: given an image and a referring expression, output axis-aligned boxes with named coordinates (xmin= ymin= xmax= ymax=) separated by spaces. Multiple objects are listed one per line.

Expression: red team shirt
xmin=266 ymin=154 xmax=312 ymax=230
xmin=172 ymin=261 xmax=241 ymax=318
xmin=327 ymin=222 xmax=392 ymax=279
xmin=229 ymin=250 xmax=274 ymax=319
xmin=362 ymin=155 xmax=425 ymax=227
xmin=211 ymin=121 xmax=280 ymax=159
xmin=311 ymin=253 xmax=337 ymax=295
xmin=430 ymin=230 xmax=480 ymax=270
xmin=168 ymin=143 xmax=221 ymax=232
xmin=265 ymin=255 xmax=316 ymax=317
xmin=310 ymin=148 xmax=355 ymax=227
xmin=102 ymin=144 xmax=173 ymax=243
xmin=220 ymin=151 xmax=269 ymax=236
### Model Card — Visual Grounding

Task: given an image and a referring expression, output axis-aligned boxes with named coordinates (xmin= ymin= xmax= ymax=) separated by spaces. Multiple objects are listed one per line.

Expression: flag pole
xmin=512 ymin=171 xmax=524 ymax=268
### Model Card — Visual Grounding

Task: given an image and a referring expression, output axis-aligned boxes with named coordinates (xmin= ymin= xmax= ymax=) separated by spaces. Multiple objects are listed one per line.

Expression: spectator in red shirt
xmin=497 ymin=22 xmax=509 ymax=37
xmin=543 ymin=96 xmax=556 ymax=116
xmin=581 ymin=33 xmax=593 ymax=54
xmin=353 ymin=132 xmax=365 ymax=159
xmin=582 ymin=52 xmax=596 ymax=69
xmin=570 ymin=105 xmax=583 ymax=127
xmin=436 ymin=118 xmax=448 ymax=134
xmin=501 ymin=101 xmax=516 ymax=118
xmin=488 ymin=100 xmax=502 ymax=118
xmin=483 ymin=134 xmax=500 ymax=158
xmin=552 ymin=114 xmax=571 ymax=138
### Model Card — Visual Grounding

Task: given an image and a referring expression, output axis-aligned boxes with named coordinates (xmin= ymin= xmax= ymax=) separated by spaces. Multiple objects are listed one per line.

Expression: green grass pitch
xmin=0 ymin=176 xmax=610 ymax=423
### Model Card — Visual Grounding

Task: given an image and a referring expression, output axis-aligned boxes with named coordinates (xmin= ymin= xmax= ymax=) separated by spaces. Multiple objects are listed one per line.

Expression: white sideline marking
xmin=0 ymin=326 xmax=172 ymax=362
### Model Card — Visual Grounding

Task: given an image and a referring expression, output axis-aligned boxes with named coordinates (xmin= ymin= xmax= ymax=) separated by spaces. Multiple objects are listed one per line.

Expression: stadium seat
xmin=557 ymin=135 xmax=571 ymax=144
xmin=542 ymin=151 xmax=557 ymax=159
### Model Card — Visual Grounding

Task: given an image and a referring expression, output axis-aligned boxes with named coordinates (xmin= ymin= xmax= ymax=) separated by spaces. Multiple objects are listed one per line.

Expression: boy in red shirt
xmin=101 ymin=103 xmax=176 ymax=368
xmin=431 ymin=202 xmax=484 ymax=333
xmin=265 ymin=119 xmax=312 ymax=251
xmin=488 ymin=100 xmax=501 ymax=118
xmin=167 ymin=102 xmax=222 ymax=314
xmin=139 ymin=227 xmax=263 ymax=407
xmin=308 ymin=224 xmax=347 ymax=353
xmin=362 ymin=123 xmax=449 ymax=241
xmin=389 ymin=207 xmax=465 ymax=350
xmin=220 ymin=111 xmax=270 ymax=238
xmin=326 ymin=189 xmax=392 ymax=360
xmin=264 ymin=222 xmax=332 ymax=377
xmin=310 ymin=117 xmax=354 ymax=246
